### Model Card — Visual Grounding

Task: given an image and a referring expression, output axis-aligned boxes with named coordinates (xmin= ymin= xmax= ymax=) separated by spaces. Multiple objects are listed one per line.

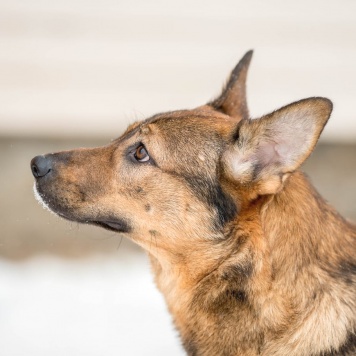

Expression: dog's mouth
xmin=33 ymin=181 xmax=132 ymax=234
xmin=91 ymin=220 xmax=131 ymax=233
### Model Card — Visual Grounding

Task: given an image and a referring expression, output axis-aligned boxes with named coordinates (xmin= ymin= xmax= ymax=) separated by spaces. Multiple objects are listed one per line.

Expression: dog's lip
xmin=92 ymin=220 xmax=131 ymax=233
xmin=55 ymin=210 xmax=131 ymax=234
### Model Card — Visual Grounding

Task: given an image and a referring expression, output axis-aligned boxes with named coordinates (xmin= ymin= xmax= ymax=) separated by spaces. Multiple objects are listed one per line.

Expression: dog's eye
xmin=134 ymin=145 xmax=150 ymax=163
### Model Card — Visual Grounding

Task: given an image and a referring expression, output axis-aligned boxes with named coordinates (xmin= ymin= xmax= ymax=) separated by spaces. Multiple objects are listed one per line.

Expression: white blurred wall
xmin=0 ymin=0 xmax=356 ymax=141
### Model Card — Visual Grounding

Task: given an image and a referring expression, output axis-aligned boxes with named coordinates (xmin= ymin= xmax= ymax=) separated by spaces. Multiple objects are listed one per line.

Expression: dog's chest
xmin=151 ymin=259 xmax=263 ymax=355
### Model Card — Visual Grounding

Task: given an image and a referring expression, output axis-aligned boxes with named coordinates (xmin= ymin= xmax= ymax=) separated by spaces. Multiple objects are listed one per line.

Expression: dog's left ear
xmin=210 ymin=50 xmax=253 ymax=120
xmin=222 ymin=97 xmax=333 ymax=195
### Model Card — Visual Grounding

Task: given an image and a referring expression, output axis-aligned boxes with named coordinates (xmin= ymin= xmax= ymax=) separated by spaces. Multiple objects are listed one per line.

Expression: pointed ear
xmin=223 ymin=97 xmax=333 ymax=194
xmin=210 ymin=50 xmax=253 ymax=120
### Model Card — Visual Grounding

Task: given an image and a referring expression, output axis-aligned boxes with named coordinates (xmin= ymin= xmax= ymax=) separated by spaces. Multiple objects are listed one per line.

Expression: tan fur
xmin=31 ymin=52 xmax=356 ymax=355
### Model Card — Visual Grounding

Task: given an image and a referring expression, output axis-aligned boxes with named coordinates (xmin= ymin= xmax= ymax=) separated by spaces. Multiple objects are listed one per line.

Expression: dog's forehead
xmin=112 ymin=108 xmax=237 ymax=170
xmin=135 ymin=108 xmax=235 ymax=141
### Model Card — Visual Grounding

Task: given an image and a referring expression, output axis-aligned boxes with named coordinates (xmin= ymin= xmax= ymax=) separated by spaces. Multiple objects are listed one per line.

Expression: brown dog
xmin=31 ymin=51 xmax=356 ymax=355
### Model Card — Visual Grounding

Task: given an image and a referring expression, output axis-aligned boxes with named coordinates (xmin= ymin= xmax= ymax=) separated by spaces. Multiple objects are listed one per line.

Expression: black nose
xmin=31 ymin=155 xmax=52 ymax=178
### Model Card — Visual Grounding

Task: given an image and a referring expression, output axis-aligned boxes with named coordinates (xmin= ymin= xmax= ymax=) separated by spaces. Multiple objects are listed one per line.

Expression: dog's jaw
xmin=33 ymin=182 xmax=58 ymax=217
xmin=33 ymin=183 xmax=131 ymax=234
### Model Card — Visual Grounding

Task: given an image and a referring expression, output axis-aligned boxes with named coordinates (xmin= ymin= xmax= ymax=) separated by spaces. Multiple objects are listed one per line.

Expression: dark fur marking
xmin=126 ymin=186 xmax=146 ymax=199
xmin=149 ymin=230 xmax=159 ymax=237
xmin=212 ymin=288 xmax=248 ymax=312
xmin=338 ymin=261 xmax=356 ymax=285
xmin=183 ymin=337 xmax=198 ymax=356
xmin=183 ymin=175 xmax=237 ymax=230
xmin=228 ymin=289 xmax=247 ymax=303
xmin=231 ymin=120 xmax=243 ymax=143
xmin=211 ymin=183 xmax=238 ymax=229
xmin=144 ymin=203 xmax=151 ymax=212
xmin=252 ymin=162 xmax=263 ymax=181
xmin=325 ymin=260 xmax=356 ymax=286
xmin=222 ymin=261 xmax=253 ymax=282
xmin=320 ymin=331 xmax=356 ymax=355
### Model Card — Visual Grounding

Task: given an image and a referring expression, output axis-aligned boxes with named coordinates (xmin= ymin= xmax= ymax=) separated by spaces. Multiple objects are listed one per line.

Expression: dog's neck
xmin=263 ymin=171 xmax=355 ymax=286
xmin=149 ymin=171 xmax=356 ymax=355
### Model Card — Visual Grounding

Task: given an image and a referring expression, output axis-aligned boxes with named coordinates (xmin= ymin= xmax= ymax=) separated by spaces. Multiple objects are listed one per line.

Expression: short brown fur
xmin=31 ymin=52 xmax=356 ymax=355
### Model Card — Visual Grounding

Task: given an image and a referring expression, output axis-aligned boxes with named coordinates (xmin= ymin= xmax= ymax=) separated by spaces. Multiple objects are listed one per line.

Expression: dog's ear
xmin=222 ymin=97 xmax=333 ymax=195
xmin=210 ymin=50 xmax=253 ymax=120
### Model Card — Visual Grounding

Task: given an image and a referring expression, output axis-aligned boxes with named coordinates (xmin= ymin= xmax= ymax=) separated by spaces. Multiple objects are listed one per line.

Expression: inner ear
xmin=223 ymin=97 xmax=333 ymax=193
xmin=210 ymin=50 xmax=253 ymax=120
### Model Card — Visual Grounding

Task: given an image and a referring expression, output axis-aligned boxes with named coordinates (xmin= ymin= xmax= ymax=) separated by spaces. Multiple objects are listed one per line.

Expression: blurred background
xmin=1 ymin=0 xmax=355 ymax=355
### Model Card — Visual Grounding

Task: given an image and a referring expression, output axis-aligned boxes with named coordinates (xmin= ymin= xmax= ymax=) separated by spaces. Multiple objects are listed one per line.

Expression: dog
xmin=31 ymin=51 xmax=356 ymax=355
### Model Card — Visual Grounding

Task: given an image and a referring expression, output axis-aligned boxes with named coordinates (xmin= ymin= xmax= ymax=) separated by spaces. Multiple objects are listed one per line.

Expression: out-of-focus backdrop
xmin=1 ymin=1 xmax=355 ymax=355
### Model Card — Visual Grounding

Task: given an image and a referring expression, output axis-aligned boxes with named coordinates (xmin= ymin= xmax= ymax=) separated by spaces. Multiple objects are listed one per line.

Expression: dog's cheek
xmin=109 ymin=170 xmax=216 ymax=246
xmin=133 ymin=196 xmax=214 ymax=249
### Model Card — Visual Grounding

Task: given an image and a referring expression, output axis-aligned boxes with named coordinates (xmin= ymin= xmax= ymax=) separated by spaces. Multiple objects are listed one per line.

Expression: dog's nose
xmin=31 ymin=155 xmax=52 ymax=178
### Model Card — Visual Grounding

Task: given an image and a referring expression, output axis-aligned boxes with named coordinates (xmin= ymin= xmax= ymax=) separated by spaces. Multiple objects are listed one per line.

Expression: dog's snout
xmin=31 ymin=155 xmax=52 ymax=178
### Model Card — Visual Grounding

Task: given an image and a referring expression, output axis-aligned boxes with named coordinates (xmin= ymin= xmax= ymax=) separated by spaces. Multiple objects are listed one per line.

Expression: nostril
xmin=31 ymin=164 xmax=39 ymax=176
xmin=31 ymin=155 xmax=52 ymax=178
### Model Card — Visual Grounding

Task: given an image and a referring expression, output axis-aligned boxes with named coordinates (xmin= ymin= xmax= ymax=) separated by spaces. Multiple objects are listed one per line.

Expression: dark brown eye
xmin=134 ymin=145 xmax=150 ymax=162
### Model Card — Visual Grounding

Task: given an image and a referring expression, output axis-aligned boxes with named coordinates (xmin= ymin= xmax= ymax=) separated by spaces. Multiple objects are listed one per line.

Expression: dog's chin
xmin=33 ymin=183 xmax=58 ymax=216
xmin=33 ymin=183 xmax=131 ymax=234
xmin=33 ymin=183 xmax=70 ymax=218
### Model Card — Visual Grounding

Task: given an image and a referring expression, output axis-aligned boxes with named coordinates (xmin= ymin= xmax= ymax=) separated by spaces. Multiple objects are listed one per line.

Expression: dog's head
xmin=31 ymin=52 xmax=332 ymax=258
